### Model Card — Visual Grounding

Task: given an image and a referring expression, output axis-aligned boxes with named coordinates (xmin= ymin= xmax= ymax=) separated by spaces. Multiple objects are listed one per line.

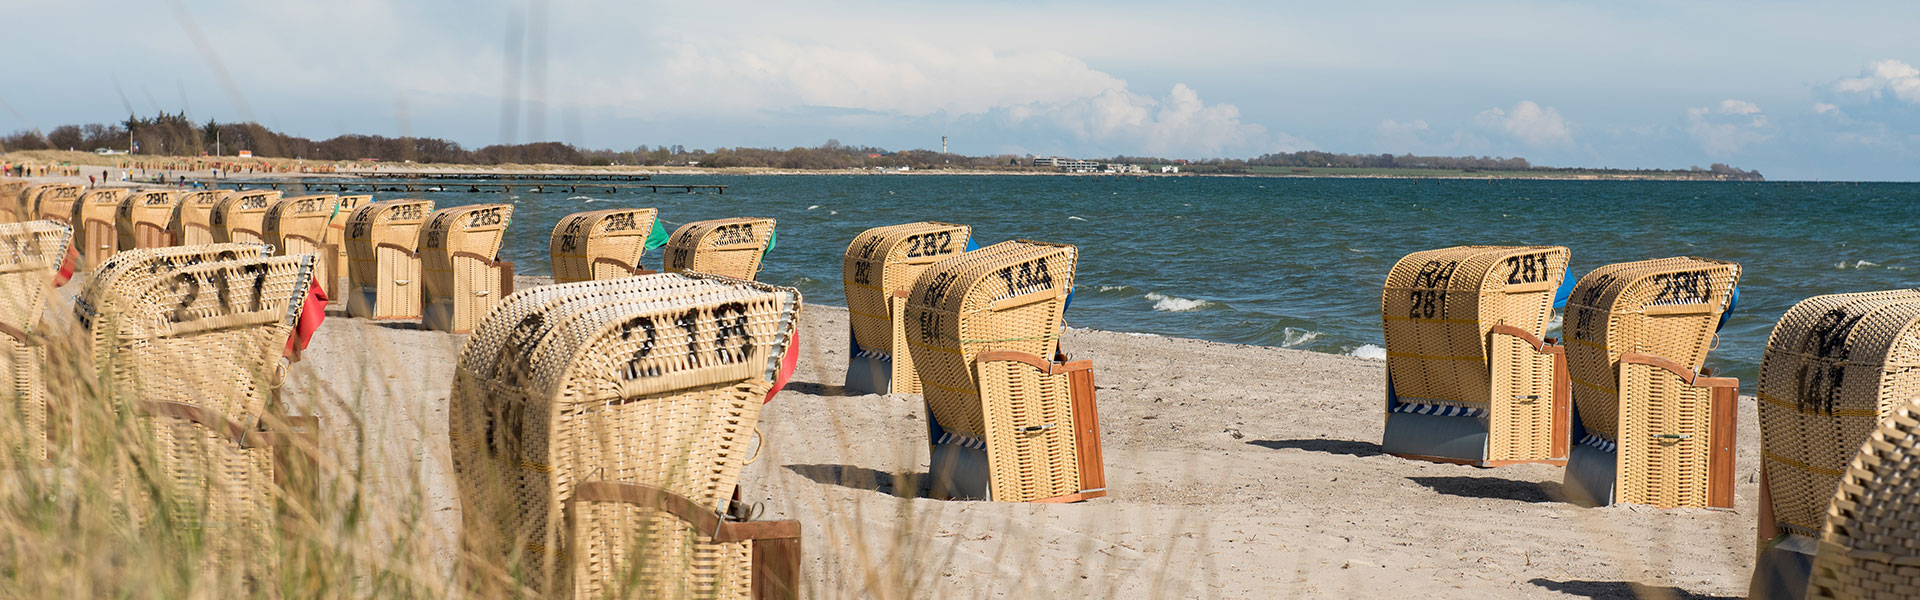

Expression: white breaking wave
xmin=1280 ymin=327 xmax=1320 ymax=348
xmin=1067 ymin=216 xmax=1088 ymax=221
xmin=1835 ymin=259 xmax=1885 ymax=270
xmin=1349 ymin=344 xmax=1387 ymax=360
xmin=1144 ymin=292 xmax=1214 ymax=312
xmin=1098 ymin=285 xmax=1135 ymax=293
xmin=807 ymin=205 xmax=820 ymax=210
xmin=1547 ymin=314 xmax=1564 ymax=333
xmin=568 ymin=196 xmax=592 ymax=201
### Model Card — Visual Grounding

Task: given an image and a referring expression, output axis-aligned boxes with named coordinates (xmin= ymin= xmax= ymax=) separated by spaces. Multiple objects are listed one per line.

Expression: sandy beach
xmin=259 ymin=285 xmax=1759 ymax=599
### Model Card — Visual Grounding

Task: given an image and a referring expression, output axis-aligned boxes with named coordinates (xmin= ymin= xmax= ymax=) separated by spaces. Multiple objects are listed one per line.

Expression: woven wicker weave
xmin=450 ymin=273 xmax=800 ymax=597
xmin=11 ymin=184 xmax=49 ymax=222
xmin=263 ymin=195 xmax=343 ymax=296
xmin=168 ymin=190 xmax=231 ymax=246
xmin=75 ymin=244 xmax=276 ymax=330
xmin=1382 ymin=246 xmax=1569 ymax=407
xmin=29 ymin=184 xmax=82 ymax=225
xmin=327 ymin=195 xmax=368 ymax=294
xmin=843 ymin=222 xmax=973 ymax=394
xmin=550 ymin=208 xmax=660 ymax=283
xmin=904 ymin=240 xmax=1105 ymax=502
xmin=420 ymin=204 xmax=514 ymax=333
xmin=0 ymin=180 xmax=25 ymax=222
xmin=34 ymin=186 xmax=82 ymax=227
xmin=1563 ymin=256 xmax=1742 ymax=508
xmin=73 ymin=188 xmax=130 ymax=270
xmin=0 ymin=221 xmax=72 ymax=461
xmin=115 ymin=190 xmax=182 ymax=250
xmin=210 ymin=190 xmax=282 ymax=245
xmin=1807 ymin=396 xmax=1920 ymax=599
xmin=1379 ymin=245 xmax=1572 ymax=466
xmin=1757 ymin=290 xmax=1920 ymax=539
xmin=344 ymin=199 xmax=433 ymax=320
xmin=662 ymin=217 xmax=775 ymax=281
xmin=81 ymin=250 xmax=313 ymax=564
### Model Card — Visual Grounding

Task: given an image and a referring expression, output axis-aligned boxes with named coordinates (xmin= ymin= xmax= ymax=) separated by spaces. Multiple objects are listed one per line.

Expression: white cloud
xmin=1373 ymin=119 xmax=1433 ymax=153
xmin=1686 ymin=99 xmax=1772 ymax=155
xmin=995 ymin=84 xmax=1303 ymax=157
xmin=1473 ymin=101 xmax=1573 ymax=147
xmin=1834 ymin=59 xmax=1920 ymax=104
xmin=1813 ymin=102 xmax=1840 ymax=115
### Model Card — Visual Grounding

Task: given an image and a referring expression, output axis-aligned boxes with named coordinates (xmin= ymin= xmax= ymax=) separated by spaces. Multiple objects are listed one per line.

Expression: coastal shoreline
xmin=4 ymin=150 xmax=1756 ymax=182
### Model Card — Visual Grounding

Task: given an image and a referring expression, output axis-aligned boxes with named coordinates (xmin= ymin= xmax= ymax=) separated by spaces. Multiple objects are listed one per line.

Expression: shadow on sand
xmin=1529 ymin=578 xmax=1739 ymax=599
xmin=1408 ymin=476 xmax=1562 ymax=504
xmin=1246 ymin=438 xmax=1383 ymax=458
xmin=785 ymin=463 xmax=928 ymax=498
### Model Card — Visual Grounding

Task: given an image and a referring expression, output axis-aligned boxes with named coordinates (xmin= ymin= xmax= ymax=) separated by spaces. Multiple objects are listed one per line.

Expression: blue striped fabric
xmin=854 ymin=348 xmax=892 ymax=360
xmin=1578 ymin=433 xmax=1618 ymax=453
xmin=1388 ymin=403 xmax=1487 ymax=418
xmin=935 ymin=431 xmax=988 ymax=451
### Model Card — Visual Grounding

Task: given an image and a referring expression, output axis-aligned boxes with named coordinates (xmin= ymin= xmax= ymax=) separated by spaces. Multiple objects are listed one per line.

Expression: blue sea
xmin=370 ymin=174 xmax=1918 ymax=389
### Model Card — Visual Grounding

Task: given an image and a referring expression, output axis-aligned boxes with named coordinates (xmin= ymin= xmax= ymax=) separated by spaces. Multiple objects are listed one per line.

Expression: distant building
xmin=1034 ymin=157 xmax=1099 ymax=172
xmin=1104 ymin=163 xmax=1144 ymax=174
xmin=1160 ymin=165 xmax=1179 ymax=173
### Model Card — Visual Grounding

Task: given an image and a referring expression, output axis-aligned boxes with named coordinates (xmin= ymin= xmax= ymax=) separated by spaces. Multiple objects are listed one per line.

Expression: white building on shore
xmin=1032 ymin=156 xmax=1101 ymax=172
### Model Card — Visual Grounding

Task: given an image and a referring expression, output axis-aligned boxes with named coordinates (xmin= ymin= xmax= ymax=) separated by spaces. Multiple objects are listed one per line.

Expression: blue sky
xmin=4 ymin=0 xmax=1919 ymax=180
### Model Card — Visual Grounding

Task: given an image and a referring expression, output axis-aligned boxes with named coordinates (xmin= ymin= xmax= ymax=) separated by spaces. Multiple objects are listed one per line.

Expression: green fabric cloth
xmin=644 ymin=219 xmax=670 ymax=251
xmin=762 ymin=228 xmax=777 ymax=258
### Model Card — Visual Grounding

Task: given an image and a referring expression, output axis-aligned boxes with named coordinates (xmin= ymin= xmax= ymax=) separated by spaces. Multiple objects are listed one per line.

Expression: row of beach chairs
xmin=1380 ymin=245 xmax=1920 ymax=600
xmin=0 ymin=180 xmax=781 ymax=332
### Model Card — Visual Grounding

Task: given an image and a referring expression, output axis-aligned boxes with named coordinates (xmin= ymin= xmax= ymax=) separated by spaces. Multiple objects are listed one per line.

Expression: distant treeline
xmin=0 ymin=113 xmax=1762 ymax=179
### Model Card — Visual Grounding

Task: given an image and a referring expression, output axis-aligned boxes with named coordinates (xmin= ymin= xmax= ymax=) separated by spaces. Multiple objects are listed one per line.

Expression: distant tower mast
xmin=941 ymin=136 xmax=948 ymax=155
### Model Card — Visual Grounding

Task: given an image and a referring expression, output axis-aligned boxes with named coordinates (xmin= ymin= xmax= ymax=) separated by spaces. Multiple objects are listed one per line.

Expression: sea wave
xmin=1144 ymin=292 xmax=1216 ymax=312
xmin=1348 ymin=344 xmax=1386 ymax=360
xmin=1834 ymin=259 xmax=1889 ymax=270
xmin=1067 ymin=216 xmax=1088 ymax=221
xmin=1280 ymin=327 xmax=1320 ymax=348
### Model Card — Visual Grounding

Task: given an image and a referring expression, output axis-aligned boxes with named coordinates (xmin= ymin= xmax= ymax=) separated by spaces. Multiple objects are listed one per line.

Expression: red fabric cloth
xmin=52 ymin=244 xmax=76 ymax=287
xmin=285 ymin=275 xmax=328 ymax=361
xmin=765 ymin=329 xmax=799 ymax=403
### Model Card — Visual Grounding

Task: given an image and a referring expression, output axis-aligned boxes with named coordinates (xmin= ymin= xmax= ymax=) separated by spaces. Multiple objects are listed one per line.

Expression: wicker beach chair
xmin=1806 ymin=396 xmax=1920 ymax=599
xmin=1379 ymin=245 xmax=1573 ymax=467
xmin=210 ymin=190 xmax=282 ymax=245
xmin=327 ymin=195 xmax=368 ymax=293
xmin=73 ymin=188 xmax=131 ymax=270
xmin=843 ymin=222 xmax=974 ymax=395
xmin=34 ymin=185 xmax=83 ymax=226
xmin=0 ymin=179 xmax=25 ymax=222
xmin=12 ymin=183 xmax=77 ymax=223
xmin=420 ymin=204 xmax=515 ymax=333
xmin=77 ymin=249 xmax=314 ymax=565
xmin=116 ymin=189 xmax=183 ymax=250
xmin=168 ymin=190 xmax=230 ymax=246
xmin=903 ymin=240 xmax=1105 ymax=503
xmin=549 ymin=208 xmax=663 ymax=283
xmin=344 ymin=199 xmax=434 ymax=320
xmin=263 ymin=194 xmax=343 ymax=296
xmin=1744 ymin=290 xmax=1920 ymax=600
xmin=1560 ymin=257 xmax=1742 ymax=509
xmin=662 ymin=217 xmax=775 ymax=281
xmin=0 ymin=221 xmax=72 ymax=461
xmin=450 ymin=273 xmax=803 ymax=598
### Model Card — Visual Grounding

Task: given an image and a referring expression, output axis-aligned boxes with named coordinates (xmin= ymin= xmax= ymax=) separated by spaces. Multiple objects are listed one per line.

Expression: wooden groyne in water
xmin=350 ymin=171 xmax=654 ymax=181
xmin=190 ymin=179 xmax=726 ymax=194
